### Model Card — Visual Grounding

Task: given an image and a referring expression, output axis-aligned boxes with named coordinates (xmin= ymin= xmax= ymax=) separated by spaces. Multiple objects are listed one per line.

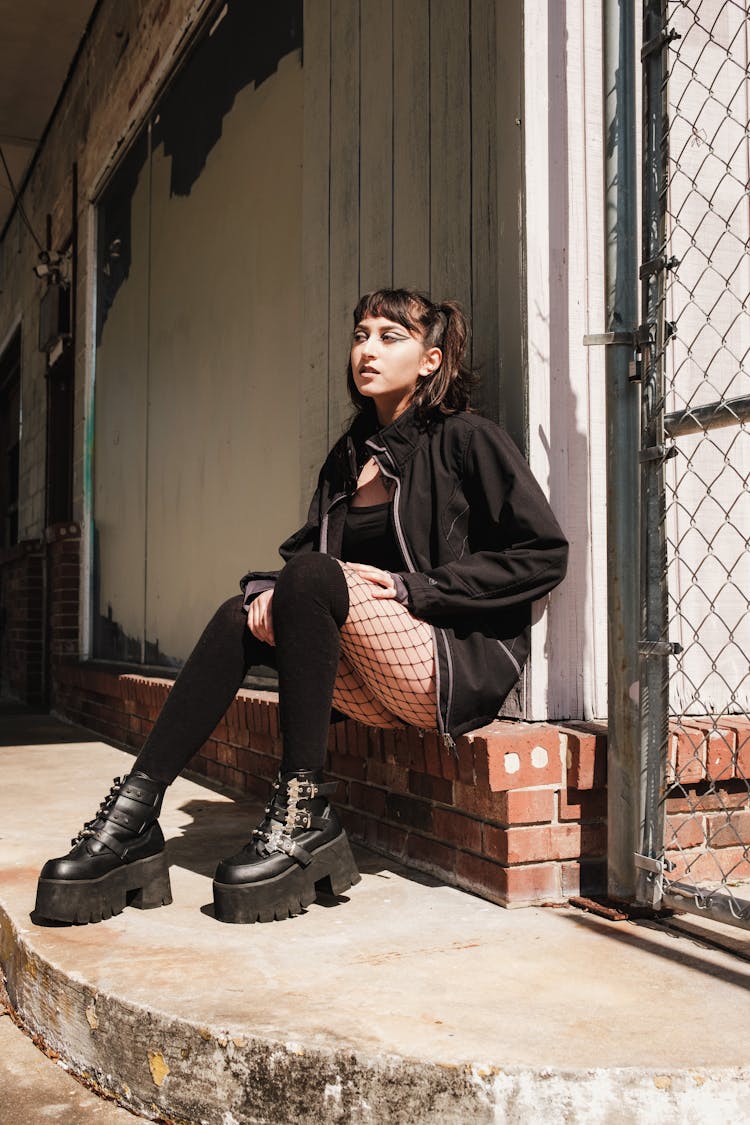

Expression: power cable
xmin=0 ymin=144 xmax=45 ymax=253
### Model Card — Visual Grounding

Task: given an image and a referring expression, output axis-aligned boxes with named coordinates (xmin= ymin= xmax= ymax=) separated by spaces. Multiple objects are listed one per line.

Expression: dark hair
xmin=346 ymin=288 xmax=475 ymax=426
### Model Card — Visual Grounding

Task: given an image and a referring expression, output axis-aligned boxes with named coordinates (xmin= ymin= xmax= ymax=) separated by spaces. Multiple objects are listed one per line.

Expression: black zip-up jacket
xmin=240 ymin=407 xmax=568 ymax=743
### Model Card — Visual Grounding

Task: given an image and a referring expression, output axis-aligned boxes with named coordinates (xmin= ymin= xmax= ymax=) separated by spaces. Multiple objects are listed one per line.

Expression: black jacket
xmin=241 ymin=407 xmax=568 ymax=743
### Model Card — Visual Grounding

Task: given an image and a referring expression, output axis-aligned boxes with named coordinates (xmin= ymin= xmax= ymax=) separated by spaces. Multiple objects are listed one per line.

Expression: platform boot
xmin=34 ymin=771 xmax=172 ymax=924
xmin=212 ymin=769 xmax=360 ymax=924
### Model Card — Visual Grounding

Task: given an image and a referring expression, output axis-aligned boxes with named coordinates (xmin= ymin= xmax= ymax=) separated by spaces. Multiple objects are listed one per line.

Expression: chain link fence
xmin=640 ymin=0 xmax=750 ymax=927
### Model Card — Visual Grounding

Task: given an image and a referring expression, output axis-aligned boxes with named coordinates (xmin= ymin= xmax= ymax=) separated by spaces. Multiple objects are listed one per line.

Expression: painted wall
xmin=93 ymin=19 xmax=303 ymax=665
xmin=523 ymin=0 xmax=609 ymax=721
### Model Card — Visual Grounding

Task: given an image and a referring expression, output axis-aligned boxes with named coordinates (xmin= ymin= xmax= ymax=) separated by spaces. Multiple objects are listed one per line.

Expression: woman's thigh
xmin=333 ymin=563 xmax=437 ymax=729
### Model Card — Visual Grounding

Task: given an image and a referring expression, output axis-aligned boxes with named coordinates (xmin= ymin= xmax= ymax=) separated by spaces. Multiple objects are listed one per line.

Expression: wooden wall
xmin=300 ymin=0 xmax=525 ymax=498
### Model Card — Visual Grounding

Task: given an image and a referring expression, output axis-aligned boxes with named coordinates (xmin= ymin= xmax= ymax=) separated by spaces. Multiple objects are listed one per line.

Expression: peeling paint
xmin=85 ymin=1003 xmax=99 ymax=1030
xmin=654 ymin=1075 xmax=673 ymax=1090
xmin=147 ymin=1050 xmax=170 ymax=1087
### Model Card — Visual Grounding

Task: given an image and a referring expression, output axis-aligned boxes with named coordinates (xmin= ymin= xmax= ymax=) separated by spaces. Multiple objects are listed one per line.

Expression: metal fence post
xmin=635 ymin=0 xmax=670 ymax=908
xmin=602 ymin=0 xmax=641 ymax=901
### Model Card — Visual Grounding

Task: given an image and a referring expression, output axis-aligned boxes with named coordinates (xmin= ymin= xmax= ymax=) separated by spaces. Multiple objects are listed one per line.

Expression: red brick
xmin=562 ymin=859 xmax=607 ymax=898
xmin=581 ymin=824 xmax=608 ymax=857
xmin=667 ymin=846 xmax=750 ymax=883
xmin=363 ymin=817 xmax=408 ymax=858
xmin=665 ymin=786 xmax=749 ymax=814
xmin=432 ymin=807 xmax=482 ymax=852
xmin=483 ymin=723 xmax=564 ymax=791
xmin=328 ymin=751 xmax=367 ymax=780
xmin=349 ymin=781 xmax=387 ymax=819
xmin=723 ymin=718 xmax=750 ymax=781
xmin=422 ymin=731 xmax=443 ymax=777
xmin=456 ymin=737 xmax=475 ymax=784
xmin=704 ymin=730 xmax=734 ymax=782
xmin=500 ymin=861 xmax=564 ymax=905
xmin=385 ymin=793 xmax=433 ymax=833
xmin=558 ymin=787 xmax=607 ymax=822
xmin=366 ymin=759 xmax=409 ymax=791
xmin=706 ymin=811 xmax=750 ymax=849
xmin=405 ymin=728 xmax=427 ymax=772
xmin=455 ymin=852 xmax=508 ymax=904
xmin=669 ymin=725 xmax=706 ymax=785
xmin=483 ymin=823 xmax=582 ymax=865
xmin=405 ymin=834 xmax=456 ymax=878
xmin=452 ymin=781 xmax=512 ymax=821
xmin=497 ymin=788 xmax=556 ymax=825
xmin=408 ymin=770 xmax=453 ymax=804
xmin=562 ymin=723 xmax=607 ymax=789
xmin=665 ymin=814 xmax=706 ymax=850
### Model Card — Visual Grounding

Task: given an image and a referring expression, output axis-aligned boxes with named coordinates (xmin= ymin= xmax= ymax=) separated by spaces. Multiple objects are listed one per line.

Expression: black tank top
xmin=341 ymin=502 xmax=403 ymax=571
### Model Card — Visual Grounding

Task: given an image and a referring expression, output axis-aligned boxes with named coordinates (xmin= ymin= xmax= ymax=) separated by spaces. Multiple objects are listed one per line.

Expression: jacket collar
xmin=362 ymin=404 xmax=423 ymax=473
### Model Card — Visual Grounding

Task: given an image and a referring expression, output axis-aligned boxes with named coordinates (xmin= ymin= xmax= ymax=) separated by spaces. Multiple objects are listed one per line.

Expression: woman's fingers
xmin=345 ymin=562 xmax=396 ymax=597
xmin=247 ymin=590 xmax=275 ymax=644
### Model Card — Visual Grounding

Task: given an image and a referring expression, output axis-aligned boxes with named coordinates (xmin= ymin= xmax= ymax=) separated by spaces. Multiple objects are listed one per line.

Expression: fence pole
xmin=602 ymin=0 xmax=641 ymax=901
xmin=636 ymin=0 xmax=670 ymax=908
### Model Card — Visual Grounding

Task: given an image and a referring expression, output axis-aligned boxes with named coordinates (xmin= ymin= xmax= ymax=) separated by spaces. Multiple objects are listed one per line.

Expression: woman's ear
xmin=418 ymin=347 xmax=442 ymax=377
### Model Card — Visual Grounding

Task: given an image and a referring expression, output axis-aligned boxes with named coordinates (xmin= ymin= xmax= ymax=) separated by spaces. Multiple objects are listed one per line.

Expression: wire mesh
xmin=656 ymin=0 xmax=750 ymax=926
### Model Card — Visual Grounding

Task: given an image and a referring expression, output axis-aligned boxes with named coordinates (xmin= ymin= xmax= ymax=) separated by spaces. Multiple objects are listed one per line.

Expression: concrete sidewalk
xmin=1 ymin=712 xmax=749 ymax=1124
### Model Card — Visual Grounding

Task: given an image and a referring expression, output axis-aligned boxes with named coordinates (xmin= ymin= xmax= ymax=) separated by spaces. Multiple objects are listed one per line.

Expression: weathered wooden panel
xmin=470 ymin=0 xmax=499 ymax=420
xmin=360 ymin=0 xmax=393 ymax=292
xmin=328 ymin=0 xmax=361 ymax=444
xmin=393 ymin=0 xmax=430 ymax=291
xmin=301 ymin=0 xmax=332 ymax=513
xmin=429 ymin=0 xmax=472 ymax=308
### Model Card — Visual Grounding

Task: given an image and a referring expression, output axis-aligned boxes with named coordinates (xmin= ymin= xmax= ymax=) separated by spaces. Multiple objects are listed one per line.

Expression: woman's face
xmin=350 ymin=315 xmax=441 ymax=425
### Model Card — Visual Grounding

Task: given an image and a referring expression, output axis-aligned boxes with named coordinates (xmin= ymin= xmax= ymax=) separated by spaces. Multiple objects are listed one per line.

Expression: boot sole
xmin=212 ymin=831 xmax=361 ymax=924
xmin=34 ymin=851 xmax=173 ymax=925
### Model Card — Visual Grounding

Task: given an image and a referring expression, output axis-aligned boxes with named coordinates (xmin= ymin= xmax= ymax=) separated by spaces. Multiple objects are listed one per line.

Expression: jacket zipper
xmin=367 ymin=439 xmax=456 ymax=749
xmin=319 ymin=491 xmax=349 ymax=553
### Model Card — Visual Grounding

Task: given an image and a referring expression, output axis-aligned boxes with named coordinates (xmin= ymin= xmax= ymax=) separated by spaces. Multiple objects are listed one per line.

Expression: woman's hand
xmin=247 ymin=588 xmax=275 ymax=644
xmin=345 ymin=562 xmax=398 ymax=599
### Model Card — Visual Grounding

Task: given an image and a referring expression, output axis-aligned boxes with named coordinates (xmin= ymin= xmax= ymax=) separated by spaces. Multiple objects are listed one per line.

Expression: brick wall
xmin=50 ymin=662 xmax=750 ymax=908
xmin=52 ymin=662 xmax=609 ymax=907
xmin=45 ymin=523 xmax=81 ymax=707
xmin=0 ymin=539 xmax=45 ymax=704
xmin=665 ymin=718 xmax=750 ymax=884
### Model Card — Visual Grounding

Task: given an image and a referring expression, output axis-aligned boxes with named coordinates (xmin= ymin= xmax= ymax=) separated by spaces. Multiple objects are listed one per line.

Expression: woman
xmin=35 ymin=289 xmax=568 ymax=927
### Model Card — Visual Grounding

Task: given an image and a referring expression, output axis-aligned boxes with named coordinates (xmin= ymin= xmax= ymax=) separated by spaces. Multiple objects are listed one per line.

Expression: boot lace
xmin=71 ymin=777 xmax=124 ymax=846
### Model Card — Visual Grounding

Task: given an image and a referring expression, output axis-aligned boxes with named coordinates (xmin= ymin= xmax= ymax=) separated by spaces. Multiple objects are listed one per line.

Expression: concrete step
xmin=1 ymin=723 xmax=750 ymax=1124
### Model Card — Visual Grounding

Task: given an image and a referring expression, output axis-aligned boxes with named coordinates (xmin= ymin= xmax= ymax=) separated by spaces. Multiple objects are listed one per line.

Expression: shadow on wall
xmin=96 ymin=0 xmax=302 ymax=344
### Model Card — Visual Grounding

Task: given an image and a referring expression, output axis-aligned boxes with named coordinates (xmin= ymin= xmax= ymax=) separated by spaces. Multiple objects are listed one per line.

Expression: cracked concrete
xmin=1 ymin=717 xmax=750 ymax=1123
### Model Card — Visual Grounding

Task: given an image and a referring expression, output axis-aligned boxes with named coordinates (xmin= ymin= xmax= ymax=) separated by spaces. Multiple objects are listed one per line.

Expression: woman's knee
xmin=274 ymin=553 xmax=349 ymax=626
xmin=211 ymin=594 xmax=246 ymax=631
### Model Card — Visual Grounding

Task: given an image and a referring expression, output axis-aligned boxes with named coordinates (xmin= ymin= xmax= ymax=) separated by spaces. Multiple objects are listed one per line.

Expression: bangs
xmin=353 ymin=289 xmax=427 ymax=335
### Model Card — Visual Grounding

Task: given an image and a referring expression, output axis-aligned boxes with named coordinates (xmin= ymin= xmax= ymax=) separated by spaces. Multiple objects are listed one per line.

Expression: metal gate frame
xmin=635 ymin=0 xmax=750 ymax=929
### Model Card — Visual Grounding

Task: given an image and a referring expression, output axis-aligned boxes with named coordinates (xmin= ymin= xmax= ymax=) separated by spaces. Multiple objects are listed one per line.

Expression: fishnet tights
xmin=332 ymin=563 xmax=437 ymax=729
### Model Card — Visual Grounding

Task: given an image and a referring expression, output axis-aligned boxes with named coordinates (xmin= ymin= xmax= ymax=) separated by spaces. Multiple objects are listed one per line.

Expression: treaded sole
xmin=34 ymin=851 xmax=172 ymax=925
xmin=212 ymin=831 xmax=361 ymax=924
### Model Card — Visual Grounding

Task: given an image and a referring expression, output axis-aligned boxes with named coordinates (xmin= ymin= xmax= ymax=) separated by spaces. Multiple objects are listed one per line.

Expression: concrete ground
xmin=1 ymin=709 xmax=750 ymax=1124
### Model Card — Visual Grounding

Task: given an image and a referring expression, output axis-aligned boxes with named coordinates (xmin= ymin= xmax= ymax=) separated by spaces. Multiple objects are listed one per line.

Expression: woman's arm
xmin=400 ymin=423 xmax=568 ymax=621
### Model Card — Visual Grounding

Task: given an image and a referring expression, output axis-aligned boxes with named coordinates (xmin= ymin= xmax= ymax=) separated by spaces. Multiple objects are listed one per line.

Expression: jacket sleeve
xmin=400 ymin=423 xmax=568 ymax=621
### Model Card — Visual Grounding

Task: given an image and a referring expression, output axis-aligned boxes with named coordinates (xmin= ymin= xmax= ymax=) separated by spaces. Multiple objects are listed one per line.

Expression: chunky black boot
xmin=34 ymin=771 xmax=172 ymax=925
xmin=213 ymin=770 xmax=360 ymax=924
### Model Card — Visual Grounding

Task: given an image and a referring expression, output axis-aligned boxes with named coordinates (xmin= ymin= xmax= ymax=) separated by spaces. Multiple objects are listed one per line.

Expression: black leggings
xmin=133 ymin=553 xmax=349 ymax=785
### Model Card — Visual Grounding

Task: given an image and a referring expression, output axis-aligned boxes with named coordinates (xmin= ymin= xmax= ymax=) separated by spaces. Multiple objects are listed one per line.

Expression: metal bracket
xmin=583 ymin=331 xmax=636 ymax=347
xmin=638 ymin=640 xmax=684 ymax=657
xmin=641 ymin=27 xmax=682 ymax=60
xmin=640 ymin=254 xmax=680 ymax=280
xmin=639 ymin=443 xmax=679 ymax=463
xmin=634 ymin=852 xmax=676 ymax=874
